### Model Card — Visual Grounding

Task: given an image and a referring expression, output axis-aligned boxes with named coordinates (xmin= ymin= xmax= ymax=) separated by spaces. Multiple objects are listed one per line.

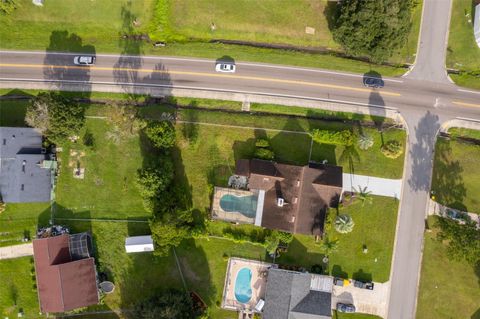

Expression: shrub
xmin=311 ymin=129 xmax=355 ymax=146
xmin=381 ymin=140 xmax=403 ymax=158
xmin=144 ymin=121 xmax=176 ymax=149
xmin=254 ymin=148 xmax=275 ymax=160
xmin=334 ymin=214 xmax=355 ymax=234
xmin=255 ymin=139 xmax=270 ymax=148
xmin=358 ymin=134 xmax=374 ymax=150
xmin=135 ymin=161 xmax=174 ymax=201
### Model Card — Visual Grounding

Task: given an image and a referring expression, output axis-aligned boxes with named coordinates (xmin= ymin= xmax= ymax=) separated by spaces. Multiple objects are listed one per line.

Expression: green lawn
xmin=447 ymin=0 xmax=480 ymax=89
xmin=0 ymin=257 xmax=39 ymax=318
xmin=277 ymin=195 xmax=399 ymax=283
xmin=0 ymin=0 xmax=421 ymax=77
xmin=416 ymin=217 xmax=480 ymax=319
xmin=431 ymin=135 xmax=480 ymax=213
xmin=55 ymin=117 xmax=150 ymax=220
xmin=0 ymin=203 xmax=50 ymax=247
xmin=169 ymin=0 xmax=338 ymax=48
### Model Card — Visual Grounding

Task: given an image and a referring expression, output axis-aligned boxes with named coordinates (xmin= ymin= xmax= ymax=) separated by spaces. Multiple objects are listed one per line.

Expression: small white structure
xmin=125 ymin=235 xmax=154 ymax=253
xmin=475 ymin=4 xmax=480 ymax=48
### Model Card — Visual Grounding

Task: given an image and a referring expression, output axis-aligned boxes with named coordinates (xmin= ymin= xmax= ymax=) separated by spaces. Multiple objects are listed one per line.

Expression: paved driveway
xmin=342 ymin=173 xmax=402 ymax=198
xmin=0 ymin=243 xmax=33 ymax=260
xmin=332 ymin=281 xmax=390 ymax=318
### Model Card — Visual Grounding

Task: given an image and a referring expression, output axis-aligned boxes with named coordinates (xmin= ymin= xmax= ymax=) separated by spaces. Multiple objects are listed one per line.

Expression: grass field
xmin=54 ymin=117 xmax=149 ymax=220
xmin=431 ymin=136 xmax=480 ymax=213
xmin=276 ymin=195 xmax=399 ymax=283
xmin=416 ymin=217 xmax=480 ymax=319
xmin=447 ymin=0 xmax=480 ymax=89
xmin=0 ymin=257 xmax=39 ymax=318
xmin=169 ymin=0 xmax=338 ymax=48
xmin=0 ymin=0 xmax=423 ymax=77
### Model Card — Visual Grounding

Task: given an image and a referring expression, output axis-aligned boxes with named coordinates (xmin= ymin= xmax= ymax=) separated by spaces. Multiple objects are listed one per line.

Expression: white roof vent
xmin=277 ymin=198 xmax=284 ymax=207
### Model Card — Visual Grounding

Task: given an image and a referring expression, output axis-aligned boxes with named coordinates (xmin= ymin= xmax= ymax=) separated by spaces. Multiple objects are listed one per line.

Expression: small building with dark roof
xmin=33 ymin=233 xmax=99 ymax=313
xmin=263 ymin=268 xmax=333 ymax=319
xmin=233 ymin=159 xmax=342 ymax=236
xmin=0 ymin=127 xmax=55 ymax=203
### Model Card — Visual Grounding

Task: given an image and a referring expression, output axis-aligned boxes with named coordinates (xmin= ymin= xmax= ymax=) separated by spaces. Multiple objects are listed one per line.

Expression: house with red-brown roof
xmin=33 ymin=233 xmax=99 ymax=313
xmin=212 ymin=159 xmax=342 ymax=237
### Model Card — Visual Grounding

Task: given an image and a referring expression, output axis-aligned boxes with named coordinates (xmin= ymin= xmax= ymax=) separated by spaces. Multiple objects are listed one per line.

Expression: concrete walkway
xmin=0 ymin=243 xmax=33 ymax=260
xmin=342 ymin=173 xmax=402 ymax=199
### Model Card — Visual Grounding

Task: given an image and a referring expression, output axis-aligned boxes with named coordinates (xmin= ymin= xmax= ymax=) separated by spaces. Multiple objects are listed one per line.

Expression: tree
xmin=354 ymin=186 xmax=373 ymax=207
xmin=135 ymin=160 xmax=174 ymax=211
xmin=26 ymin=92 xmax=85 ymax=143
xmin=436 ymin=217 xmax=480 ymax=266
xmin=319 ymin=236 xmax=339 ymax=257
xmin=144 ymin=120 xmax=176 ymax=149
xmin=358 ymin=134 xmax=374 ymax=150
xmin=334 ymin=214 xmax=355 ymax=233
xmin=150 ymin=209 xmax=194 ymax=256
xmin=265 ymin=233 xmax=280 ymax=255
xmin=333 ymin=0 xmax=415 ymax=62
xmin=254 ymin=148 xmax=275 ymax=160
xmin=133 ymin=289 xmax=202 ymax=319
xmin=0 ymin=0 xmax=16 ymax=15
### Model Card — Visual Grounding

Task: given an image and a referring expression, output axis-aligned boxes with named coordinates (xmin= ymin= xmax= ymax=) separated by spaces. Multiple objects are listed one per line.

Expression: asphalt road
xmin=0 ymin=45 xmax=479 ymax=319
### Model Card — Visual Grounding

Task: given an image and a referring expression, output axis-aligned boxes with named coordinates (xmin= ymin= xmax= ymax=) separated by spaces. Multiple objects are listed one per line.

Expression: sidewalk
xmin=0 ymin=243 xmax=33 ymax=260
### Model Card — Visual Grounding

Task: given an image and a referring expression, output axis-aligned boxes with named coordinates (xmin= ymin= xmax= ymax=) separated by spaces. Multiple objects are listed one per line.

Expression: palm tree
xmin=319 ymin=236 xmax=339 ymax=263
xmin=354 ymin=185 xmax=373 ymax=207
xmin=334 ymin=214 xmax=355 ymax=233
xmin=358 ymin=134 xmax=374 ymax=150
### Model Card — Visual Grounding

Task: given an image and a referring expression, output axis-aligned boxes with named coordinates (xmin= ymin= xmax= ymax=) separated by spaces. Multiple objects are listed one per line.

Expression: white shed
xmin=475 ymin=4 xmax=480 ymax=48
xmin=125 ymin=235 xmax=154 ymax=253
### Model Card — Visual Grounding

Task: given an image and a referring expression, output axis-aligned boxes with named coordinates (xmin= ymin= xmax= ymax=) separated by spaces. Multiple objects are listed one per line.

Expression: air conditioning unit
xmin=277 ymin=198 xmax=284 ymax=207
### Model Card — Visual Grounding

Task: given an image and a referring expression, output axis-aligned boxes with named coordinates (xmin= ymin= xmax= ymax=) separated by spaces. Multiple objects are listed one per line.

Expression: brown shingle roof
xmin=237 ymin=160 xmax=342 ymax=236
xmin=33 ymin=234 xmax=99 ymax=313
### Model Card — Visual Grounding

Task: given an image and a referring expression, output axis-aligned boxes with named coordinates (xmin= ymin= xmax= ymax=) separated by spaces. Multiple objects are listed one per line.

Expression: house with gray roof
xmin=0 ymin=127 xmax=55 ymax=203
xmin=263 ymin=268 xmax=333 ymax=319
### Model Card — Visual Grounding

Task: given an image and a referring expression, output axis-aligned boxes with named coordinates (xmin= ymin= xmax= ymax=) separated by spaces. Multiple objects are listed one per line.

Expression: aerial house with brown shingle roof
xmin=212 ymin=159 xmax=342 ymax=237
xmin=33 ymin=233 xmax=99 ymax=313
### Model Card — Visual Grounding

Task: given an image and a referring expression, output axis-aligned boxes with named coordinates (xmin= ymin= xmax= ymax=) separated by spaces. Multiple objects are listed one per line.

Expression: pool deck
xmin=212 ymin=187 xmax=257 ymax=224
xmin=222 ymin=258 xmax=274 ymax=312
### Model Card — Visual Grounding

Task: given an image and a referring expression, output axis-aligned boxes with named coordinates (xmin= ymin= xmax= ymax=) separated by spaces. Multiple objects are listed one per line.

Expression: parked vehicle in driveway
xmin=445 ymin=208 xmax=470 ymax=223
xmin=334 ymin=277 xmax=350 ymax=287
xmin=363 ymin=77 xmax=384 ymax=88
xmin=215 ymin=62 xmax=236 ymax=73
xmin=73 ymin=56 xmax=95 ymax=65
xmin=354 ymin=280 xmax=374 ymax=290
xmin=337 ymin=303 xmax=356 ymax=313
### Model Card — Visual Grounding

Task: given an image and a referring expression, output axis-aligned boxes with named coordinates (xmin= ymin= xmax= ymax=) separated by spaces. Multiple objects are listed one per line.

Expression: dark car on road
xmin=74 ymin=56 xmax=96 ymax=65
xmin=337 ymin=303 xmax=356 ymax=313
xmin=354 ymin=280 xmax=374 ymax=290
xmin=363 ymin=77 xmax=384 ymax=88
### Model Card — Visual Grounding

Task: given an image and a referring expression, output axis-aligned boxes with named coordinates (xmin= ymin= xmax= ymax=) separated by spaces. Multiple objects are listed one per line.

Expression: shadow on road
xmin=408 ymin=111 xmax=440 ymax=191
xmin=43 ymin=31 xmax=95 ymax=98
xmin=113 ymin=3 xmax=172 ymax=99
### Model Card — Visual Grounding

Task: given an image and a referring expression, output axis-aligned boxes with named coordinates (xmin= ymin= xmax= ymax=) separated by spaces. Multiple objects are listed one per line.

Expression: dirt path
xmin=0 ymin=243 xmax=33 ymax=260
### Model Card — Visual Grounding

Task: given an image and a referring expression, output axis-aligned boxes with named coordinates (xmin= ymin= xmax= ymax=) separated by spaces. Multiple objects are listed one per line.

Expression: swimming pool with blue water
xmin=220 ymin=194 xmax=257 ymax=218
xmin=234 ymin=267 xmax=253 ymax=304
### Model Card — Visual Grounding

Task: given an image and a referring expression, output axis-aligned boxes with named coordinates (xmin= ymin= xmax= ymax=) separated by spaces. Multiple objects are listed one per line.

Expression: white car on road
xmin=215 ymin=62 xmax=235 ymax=73
xmin=73 ymin=56 xmax=96 ymax=65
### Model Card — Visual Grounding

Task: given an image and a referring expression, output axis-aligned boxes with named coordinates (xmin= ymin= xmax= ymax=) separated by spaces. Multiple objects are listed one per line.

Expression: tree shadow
xmin=323 ymin=0 xmax=340 ymax=33
xmin=408 ymin=111 xmax=441 ymax=191
xmin=352 ymin=268 xmax=372 ymax=282
xmin=181 ymin=105 xmax=199 ymax=144
xmin=276 ymin=237 xmax=325 ymax=269
xmin=331 ymin=265 xmax=348 ymax=278
xmin=431 ymin=138 xmax=467 ymax=210
xmin=43 ymin=30 xmax=95 ymax=99
xmin=113 ymin=3 xmax=172 ymax=99
xmin=367 ymin=92 xmax=386 ymax=134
